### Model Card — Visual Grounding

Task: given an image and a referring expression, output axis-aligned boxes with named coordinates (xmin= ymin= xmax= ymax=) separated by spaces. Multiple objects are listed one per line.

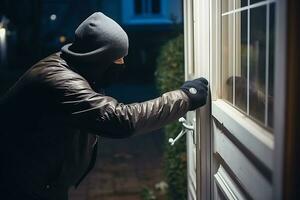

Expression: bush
xmin=155 ymin=34 xmax=187 ymax=200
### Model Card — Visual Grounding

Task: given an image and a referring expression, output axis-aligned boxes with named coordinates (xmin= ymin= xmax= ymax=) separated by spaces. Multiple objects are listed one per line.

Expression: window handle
xmin=168 ymin=117 xmax=194 ymax=146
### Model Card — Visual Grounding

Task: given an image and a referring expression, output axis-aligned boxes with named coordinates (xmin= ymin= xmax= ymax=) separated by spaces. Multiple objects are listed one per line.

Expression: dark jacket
xmin=0 ymin=53 xmax=190 ymax=200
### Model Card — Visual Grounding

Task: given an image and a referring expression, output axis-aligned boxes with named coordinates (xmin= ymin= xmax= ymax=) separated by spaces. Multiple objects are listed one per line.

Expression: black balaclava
xmin=61 ymin=12 xmax=129 ymax=88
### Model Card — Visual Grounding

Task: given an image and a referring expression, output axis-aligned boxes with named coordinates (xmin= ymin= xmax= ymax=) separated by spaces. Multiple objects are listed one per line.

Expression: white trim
xmin=212 ymin=100 xmax=274 ymax=170
xmin=194 ymin=0 xmax=212 ymax=200
xmin=214 ymin=166 xmax=247 ymax=200
xmin=184 ymin=0 xmax=197 ymax=199
xmin=222 ymin=0 xmax=276 ymax=16
xmin=184 ymin=0 xmax=195 ymax=79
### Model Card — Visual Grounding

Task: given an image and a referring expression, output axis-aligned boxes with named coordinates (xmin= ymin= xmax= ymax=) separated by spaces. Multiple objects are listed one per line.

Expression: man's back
xmin=0 ymin=53 xmax=98 ymax=199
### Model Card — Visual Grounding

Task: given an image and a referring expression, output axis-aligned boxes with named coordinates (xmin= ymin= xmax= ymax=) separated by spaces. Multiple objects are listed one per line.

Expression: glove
xmin=180 ymin=77 xmax=208 ymax=110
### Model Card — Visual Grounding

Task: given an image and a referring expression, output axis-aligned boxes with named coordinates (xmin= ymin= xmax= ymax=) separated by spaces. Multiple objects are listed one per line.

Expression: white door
xmin=183 ymin=0 xmax=197 ymax=199
xmin=184 ymin=0 xmax=287 ymax=199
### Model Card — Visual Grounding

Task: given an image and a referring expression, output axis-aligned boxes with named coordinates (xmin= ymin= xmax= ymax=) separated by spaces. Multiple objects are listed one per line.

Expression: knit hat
xmin=61 ymin=12 xmax=129 ymax=65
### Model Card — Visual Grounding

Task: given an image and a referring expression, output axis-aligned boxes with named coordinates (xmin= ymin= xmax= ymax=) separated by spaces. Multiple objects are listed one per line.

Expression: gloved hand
xmin=180 ymin=77 xmax=208 ymax=110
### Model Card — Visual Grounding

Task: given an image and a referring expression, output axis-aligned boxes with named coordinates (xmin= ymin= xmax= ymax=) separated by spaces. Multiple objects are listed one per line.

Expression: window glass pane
xmin=152 ymin=0 xmax=161 ymax=14
xmin=235 ymin=11 xmax=248 ymax=112
xmin=249 ymin=6 xmax=266 ymax=123
xmin=251 ymin=0 xmax=264 ymax=4
xmin=268 ymin=3 xmax=275 ymax=128
xmin=222 ymin=14 xmax=234 ymax=103
xmin=222 ymin=0 xmax=235 ymax=13
xmin=135 ymin=0 xmax=142 ymax=15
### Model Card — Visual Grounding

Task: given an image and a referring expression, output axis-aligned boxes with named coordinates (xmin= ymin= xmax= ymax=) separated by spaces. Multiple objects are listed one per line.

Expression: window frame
xmin=219 ymin=0 xmax=276 ymax=129
xmin=209 ymin=0 xmax=276 ymax=171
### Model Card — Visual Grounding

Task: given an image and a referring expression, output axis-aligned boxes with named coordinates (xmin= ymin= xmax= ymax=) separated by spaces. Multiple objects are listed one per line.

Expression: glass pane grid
xmin=221 ymin=0 xmax=275 ymax=129
xmin=221 ymin=0 xmax=276 ymax=16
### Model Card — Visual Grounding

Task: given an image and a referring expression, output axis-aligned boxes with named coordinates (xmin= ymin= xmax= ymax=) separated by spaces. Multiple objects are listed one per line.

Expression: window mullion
xmin=233 ymin=0 xmax=236 ymax=106
xmin=247 ymin=0 xmax=250 ymax=115
xmin=222 ymin=0 xmax=276 ymax=16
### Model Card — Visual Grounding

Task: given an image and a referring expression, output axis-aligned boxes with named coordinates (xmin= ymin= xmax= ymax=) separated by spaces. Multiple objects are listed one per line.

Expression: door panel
xmin=214 ymin=165 xmax=247 ymax=200
xmin=214 ymin=121 xmax=272 ymax=200
xmin=212 ymin=101 xmax=274 ymax=171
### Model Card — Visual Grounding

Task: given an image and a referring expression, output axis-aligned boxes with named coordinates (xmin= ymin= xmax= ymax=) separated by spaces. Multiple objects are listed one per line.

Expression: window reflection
xmin=268 ymin=4 xmax=275 ymax=127
xmin=235 ymin=11 xmax=248 ymax=112
xmin=249 ymin=6 xmax=267 ymax=123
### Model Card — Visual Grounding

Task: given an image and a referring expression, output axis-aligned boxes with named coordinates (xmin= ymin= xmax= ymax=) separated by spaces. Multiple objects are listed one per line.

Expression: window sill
xmin=123 ymin=18 xmax=173 ymax=25
xmin=212 ymin=99 xmax=274 ymax=170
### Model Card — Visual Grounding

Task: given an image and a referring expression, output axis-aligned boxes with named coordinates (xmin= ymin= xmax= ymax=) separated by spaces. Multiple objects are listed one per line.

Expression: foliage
xmin=140 ymin=187 xmax=157 ymax=200
xmin=155 ymin=34 xmax=187 ymax=200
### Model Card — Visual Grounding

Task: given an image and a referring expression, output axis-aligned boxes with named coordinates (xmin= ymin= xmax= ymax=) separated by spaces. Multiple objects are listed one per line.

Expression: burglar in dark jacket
xmin=0 ymin=12 xmax=208 ymax=200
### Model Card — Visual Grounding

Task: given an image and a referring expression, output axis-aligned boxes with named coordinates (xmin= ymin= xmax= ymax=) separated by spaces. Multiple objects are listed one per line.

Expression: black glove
xmin=180 ymin=77 xmax=208 ymax=110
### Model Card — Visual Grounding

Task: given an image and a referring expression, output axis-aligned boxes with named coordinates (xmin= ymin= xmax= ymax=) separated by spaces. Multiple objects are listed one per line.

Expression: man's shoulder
xmin=34 ymin=52 xmax=68 ymax=70
xmin=28 ymin=52 xmax=89 ymax=88
xmin=31 ymin=52 xmax=80 ymax=79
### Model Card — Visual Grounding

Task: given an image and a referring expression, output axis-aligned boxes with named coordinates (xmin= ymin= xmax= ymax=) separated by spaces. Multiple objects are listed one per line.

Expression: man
xmin=0 ymin=12 xmax=208 ymax=199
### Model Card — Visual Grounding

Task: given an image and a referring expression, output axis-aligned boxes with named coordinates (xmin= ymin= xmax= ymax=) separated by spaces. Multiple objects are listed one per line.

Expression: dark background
xmin=0 ymin=0 xmax=183 ymax=199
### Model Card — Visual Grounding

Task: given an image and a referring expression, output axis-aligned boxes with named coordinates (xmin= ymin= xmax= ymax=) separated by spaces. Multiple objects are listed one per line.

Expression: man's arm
xmin=42 ymin=65 xmax=190 ymax=138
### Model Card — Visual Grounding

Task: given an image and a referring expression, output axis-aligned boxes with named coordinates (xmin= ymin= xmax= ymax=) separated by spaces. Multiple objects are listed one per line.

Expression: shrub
xmin=155 ymin=34 xmax=187 ymax=200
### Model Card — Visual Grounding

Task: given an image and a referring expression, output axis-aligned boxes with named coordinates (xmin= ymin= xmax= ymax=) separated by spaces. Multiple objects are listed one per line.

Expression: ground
xmin=69 ymin=132 xmax=165 ymax=200
xmin=69 ymin=84 xmax=167 ymax=200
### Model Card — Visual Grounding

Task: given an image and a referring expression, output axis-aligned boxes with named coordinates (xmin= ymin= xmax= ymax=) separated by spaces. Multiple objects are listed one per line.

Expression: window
xmin=122 ymin=0 xmax=173 ymax=25
xmin=221 ymin=0 xmax=275 ymax=128
xmin=134 ymin=0 xmax=161 ymax=15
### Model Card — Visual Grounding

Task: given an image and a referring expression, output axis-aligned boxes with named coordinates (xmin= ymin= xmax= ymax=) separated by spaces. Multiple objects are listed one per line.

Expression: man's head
xmin=61 ymin=12 xmax=129 ymax=85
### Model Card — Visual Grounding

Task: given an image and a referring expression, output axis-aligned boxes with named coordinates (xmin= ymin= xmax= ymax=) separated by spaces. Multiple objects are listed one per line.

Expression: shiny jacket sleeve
xmin=41 ymin=65 xmax=190 ymax=138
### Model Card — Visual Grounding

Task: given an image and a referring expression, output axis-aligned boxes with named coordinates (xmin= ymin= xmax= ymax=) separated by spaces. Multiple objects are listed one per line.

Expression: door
xmin=184 ymin=0 xmax=287 ymax=199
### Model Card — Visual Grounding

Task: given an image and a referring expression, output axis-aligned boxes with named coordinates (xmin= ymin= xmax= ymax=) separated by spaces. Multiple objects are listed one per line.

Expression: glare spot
xmin=50 ymin=14 xmax=57 ymax=21
xmin=0 ymin=28 xmax=6 ymax=39
xmin=59 ymin=36 xmax=66 ymax=43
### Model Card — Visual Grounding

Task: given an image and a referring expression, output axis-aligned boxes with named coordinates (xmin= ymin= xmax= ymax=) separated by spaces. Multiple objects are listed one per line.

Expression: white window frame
xmin=121 ymin=0 xmax=172 ymax=25
xmin=209 ymin=0 xmax=276 ymax=171
xmin=220 ymin=0 xmax=276 ymax=128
